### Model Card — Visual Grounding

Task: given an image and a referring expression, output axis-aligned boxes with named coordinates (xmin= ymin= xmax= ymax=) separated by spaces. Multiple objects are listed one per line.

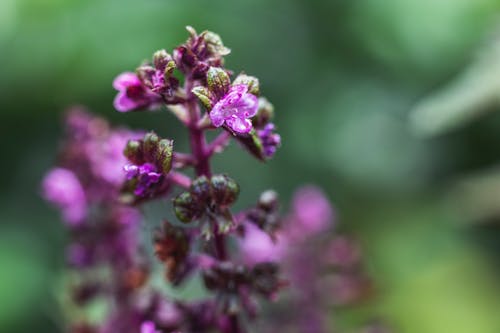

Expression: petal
xmin=209 ymin=103 xmax=226 ymax=127
xmin=114 ymin=91 xmax=138 ymax=112
xmin=113 ymin=72 xmax=140 ymax=90
xmin=229 ymin=84 xmax=248 ymax=95
xmin=226 ymin=115 xmax=253 ymax=133
xmin=233 ymin=93 xmax=258 ymax=118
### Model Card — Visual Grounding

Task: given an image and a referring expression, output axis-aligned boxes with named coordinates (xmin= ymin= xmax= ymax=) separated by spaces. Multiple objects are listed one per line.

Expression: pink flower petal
xmin=113 ymin=72 xmax=140 ymax=90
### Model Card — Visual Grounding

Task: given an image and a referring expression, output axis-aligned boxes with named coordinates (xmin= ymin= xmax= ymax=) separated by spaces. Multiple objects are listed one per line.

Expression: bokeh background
xmin=4 ymin=0 xmax=500 ymax=332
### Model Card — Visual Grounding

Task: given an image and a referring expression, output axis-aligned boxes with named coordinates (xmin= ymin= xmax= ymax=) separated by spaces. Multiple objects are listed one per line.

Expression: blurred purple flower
xmin=239 ymin=223 xmax=284 ymax=265
xmin=140 ymin=321 xmax=158 ymax=333
xmin=290 ymin=186 xmax=334 ymax=238
xmin=113 ymin=72 xmax=161 ymax=112
xmin=209 ymin=84 xmax=258 ymax=133
xmin=42 ymin=168 xmax=87 ymax=225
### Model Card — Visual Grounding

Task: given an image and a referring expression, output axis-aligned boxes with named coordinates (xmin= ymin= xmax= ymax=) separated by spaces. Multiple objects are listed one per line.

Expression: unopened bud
xmin=153 ymin=49 xmax=172 ymax=69
xmin=155 ymin=139 xmax=173 ymax=174
xmin=124 ymin=139 xmax=143 ymax=164
xmin=210 ymin=174 xmax=239 ymax=206
xmin=253 ymin=97 xmax=274 ymax=127
xmin=192 ymin=86 xmax=213 ymax=110
xmin=202 ymin=31 xmax=231 ymax=57
xmin=173 ymin=192 xmax=203 ymax=223
xmin=190 ymin=175 xmax=211 ymax=203
xmin=207 ymin=67 xmax=230 ymax=98
xmin=233 ymin=74 xmax=259 ymax=96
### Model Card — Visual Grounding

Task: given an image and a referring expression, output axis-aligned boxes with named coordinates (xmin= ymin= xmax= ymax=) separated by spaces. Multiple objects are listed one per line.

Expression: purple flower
xmin=209 ymin=84 xmax=258 ymax=133
xmin=257 ymin=123 xmax=281 ymax=158
xmin=140 ymin=321 xmax=159 ymax=333
xmin=42 ymin=168 xmax=87 ymax=225
xmin=124 ymin=163 xmax=162 ymax=196
xmin=288 ymin=186 xmax=334 ymax=239
xmin=113 ymin=72 xmax=161 ymax=112
xmin=240 ymin=223 xmax=284 ymax=265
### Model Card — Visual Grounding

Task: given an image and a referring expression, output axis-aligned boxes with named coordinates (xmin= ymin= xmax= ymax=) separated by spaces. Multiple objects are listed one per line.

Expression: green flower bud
xmin=207 ymin=67 xmax=231 ymax=98
xmin=155 ymin=139 xmax=173 ymax=174
xmin=210 ymin=174 xmax=239 ymax=206
xmin=173 ymin=192 xmax=203 ymax=223
xmin=202 ymin=31 xmax=231 ymax=57
xmin=190 ymin=175 xmax=211 ymax=203
xmin=123 ymin=139 xmax=143 ymax=164
xmin=192 ymin=86 xmax=213 ymax=110
xmin=143 ymin=132 xmax=160 ymax=160
xmin=233 ymin=74 xmax=260 ymax=96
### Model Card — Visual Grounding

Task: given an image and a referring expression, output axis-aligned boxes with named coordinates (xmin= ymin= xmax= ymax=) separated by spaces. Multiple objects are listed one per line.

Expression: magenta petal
xmin=226 ymin=116 xmax=252 ymax=133
xmin=113 ymin=72 xmax=140 ymax=90
xmin=140 ymin=321 xmax=157 ymax=333
xmin=113 ymin=92 xmax=137 ymax=112
xmin=42 ymin=168 xmax=87 ymax=225
xmin=209 ymin=104 xmax=226 ymax=127
xmin=234 ymin=93 xmax=258 ymax=118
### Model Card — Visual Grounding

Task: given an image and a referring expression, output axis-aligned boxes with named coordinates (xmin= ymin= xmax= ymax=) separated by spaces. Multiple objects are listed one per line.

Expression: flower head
xmin=209 ymin=84 xmax=258 ymax=133
xmin=240 ymin=222 xmax=284 ymax=265
xmin=113 ymin=72 xmax=161 ymax=112
xmin=124 ymin=163 xmax=162 ymax=197
xmin=289 ymin=186 xmax=334 ymax=238
xmin=140 ymin=321 xmax=159 ymax=333
xmin=257 ymin=123 xmax=281 ymax=158
xmin=42 ymin=168 xmax=87 ymax=225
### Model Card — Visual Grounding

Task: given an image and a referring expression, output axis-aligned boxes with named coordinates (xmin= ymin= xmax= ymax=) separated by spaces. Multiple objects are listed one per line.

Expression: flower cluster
xmin=42 ymin=27 xmax=387 ymax=333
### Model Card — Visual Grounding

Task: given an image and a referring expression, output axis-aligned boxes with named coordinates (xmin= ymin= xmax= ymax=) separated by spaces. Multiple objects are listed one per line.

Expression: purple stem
xmin=207 ymin=131 xmax=231 ymax=156
xmin=184 ymin=78 xmax=243 ymax=333
xmin=168 ymin=171 xmax=192 ymax=189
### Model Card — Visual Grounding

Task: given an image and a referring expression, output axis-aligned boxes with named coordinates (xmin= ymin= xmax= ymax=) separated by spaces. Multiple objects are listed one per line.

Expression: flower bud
xmin=210 ymin=174 xmax=239 ymax=206
xmin=124 ymin=139 xmax=143 ymax=164
xmin=258 ymin=190 xmax=279 ymax=211
xmin=253 ymin=97 xmax=275 ymax=127
xmin=144 ymin=132 xmax=160 ymax=159
xmin=192 ymin=86 xmax=213 ymax=110
xmin=202 ymin=31 xmax=231 ymax=57
xmin=207 ymin=67 xmax=231 ymax=98
xmin=233 ymin=74 xmax=259 ymax=96
xmin=173 ymin=192 xmax=203 ymax=223
xmin=155 ymin=139 xmax=173 ymax=174
xmin=153 ymin=49 xmax=172 ymax=69
xmin=190 ymin=175 xmax=211 ymax=203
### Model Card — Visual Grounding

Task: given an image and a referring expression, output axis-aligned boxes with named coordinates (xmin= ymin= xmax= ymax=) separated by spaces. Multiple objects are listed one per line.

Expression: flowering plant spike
xmin=42 ymin=27 xmax=385 ymax=333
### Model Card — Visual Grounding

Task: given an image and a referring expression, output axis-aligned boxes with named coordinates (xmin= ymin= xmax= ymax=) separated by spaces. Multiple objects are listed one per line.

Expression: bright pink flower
xmin=113 ymin=72 xmax=161 ymax=112
xmin=209 ymin=84 xmax=258 ymax=133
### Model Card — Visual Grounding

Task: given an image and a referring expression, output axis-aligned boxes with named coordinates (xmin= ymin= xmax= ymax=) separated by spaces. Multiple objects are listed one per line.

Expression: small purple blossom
xmin=257 ymin=123 xmax=281 ymax=158
xmin=209 ymin=84 xmax=258 ymax=133
xmin=124 ymin=163 xmax=162 ymax=196
xmin=240 ymin=223 xmax=284 ymax=265
xmin=42 ymin=168 xmax=87 ymax=225
xmin=113 ymin=72 xmax=161 ymax=112
xmin=289 ymin=186 xmax=334 ymax=238
xmin=140 ymin=321 xmax=159 ymax=333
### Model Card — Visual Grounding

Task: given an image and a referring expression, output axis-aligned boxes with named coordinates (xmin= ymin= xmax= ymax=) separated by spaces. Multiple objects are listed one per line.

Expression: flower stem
xmin=185 ymin=77 xmax=243 ymax=333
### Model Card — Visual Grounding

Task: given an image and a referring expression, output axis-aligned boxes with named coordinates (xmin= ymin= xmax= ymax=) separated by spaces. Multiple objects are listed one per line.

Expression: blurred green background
xmin=4 ymin=0 xmax=500 ymax=332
